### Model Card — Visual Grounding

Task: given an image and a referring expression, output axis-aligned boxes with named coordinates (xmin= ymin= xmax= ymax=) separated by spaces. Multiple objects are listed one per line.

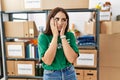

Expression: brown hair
xmin=44 ymin=7 xmax=69 ymax=35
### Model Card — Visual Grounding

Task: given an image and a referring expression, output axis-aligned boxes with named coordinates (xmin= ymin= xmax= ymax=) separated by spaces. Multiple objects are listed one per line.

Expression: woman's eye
xmin=54 ymin=18 xmax=67 ymax=22
xmin=54 ymin=18 xmax=59 ymax=21
xmin=62 ymin=19 xmax=67 ymax=21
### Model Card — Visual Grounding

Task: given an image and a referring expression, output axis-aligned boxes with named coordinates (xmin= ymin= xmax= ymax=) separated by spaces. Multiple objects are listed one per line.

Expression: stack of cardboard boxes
xmin=99 ymin=34 xmax=120 ymax=80
xmin=99 ymin=12 xmax=120 ymax=80
xmin=4 ymin=21 xmax=38 ymax=38
xmin=5 ymin=23 xmax=39 ymax=80
xmin=74 ymin=50 xmax=97 ymax=80
xmin=84 ymin=8 xmax=120 ymax=80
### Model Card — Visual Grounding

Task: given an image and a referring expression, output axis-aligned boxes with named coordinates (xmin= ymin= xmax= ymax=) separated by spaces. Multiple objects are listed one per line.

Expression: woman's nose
xmin=58 ymin=20 xmax=63 ymax=25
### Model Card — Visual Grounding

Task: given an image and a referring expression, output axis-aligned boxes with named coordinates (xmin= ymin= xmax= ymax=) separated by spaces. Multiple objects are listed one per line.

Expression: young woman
xmin=38 ymin=7 xmax=79 ymax=80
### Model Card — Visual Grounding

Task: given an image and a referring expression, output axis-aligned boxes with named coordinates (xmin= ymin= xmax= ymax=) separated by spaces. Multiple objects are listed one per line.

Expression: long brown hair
xmin=44 ymin=7 xmax=69 ymax=35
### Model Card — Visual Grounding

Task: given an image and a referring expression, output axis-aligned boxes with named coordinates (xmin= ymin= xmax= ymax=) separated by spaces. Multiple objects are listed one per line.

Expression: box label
xmin=8 ymin=45 xmax=22 ymax=56
xmin=100 ymin=11 xmax=111 ymax=21
xmin=29 ymin=28 xmax=34 ymax=34
xmin=18 ymin=64 xmax=32 ymax=75
xmin=24 ymin=0 xmax=41 ymax=8
xmin=77 ymin=53 xmax=94 ymax=66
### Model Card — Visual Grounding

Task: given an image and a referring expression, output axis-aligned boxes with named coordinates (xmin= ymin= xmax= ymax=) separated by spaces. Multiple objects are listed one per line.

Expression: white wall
xmin=68 ymin=12 xmax=90 ymax=35
xmin=68 ymin=0 xmax=120 ymax=34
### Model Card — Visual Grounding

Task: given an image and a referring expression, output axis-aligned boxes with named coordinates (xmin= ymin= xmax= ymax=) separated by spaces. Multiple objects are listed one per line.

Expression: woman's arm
xmin=60 ymin=21 xmax=78 ymax=63
xmin=42 ymin=36 xmax=58 ymax=65
xmin=42 ymin=18 xmax=58 ymax=65
xmin=61 ymin=37 xmax=78 ymax=63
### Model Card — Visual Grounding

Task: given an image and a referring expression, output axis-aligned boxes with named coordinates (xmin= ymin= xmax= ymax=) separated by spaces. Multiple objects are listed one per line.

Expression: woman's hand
xmin=60 ymin=20 xmax=67 ymax=36
xmin=50 ymin=18 xmax=58 ymax=37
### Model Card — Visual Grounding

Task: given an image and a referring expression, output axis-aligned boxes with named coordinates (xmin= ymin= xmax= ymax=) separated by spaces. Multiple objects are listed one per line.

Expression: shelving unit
xmin=0 ymin=11 xmax=3 ymax=79
xmin=0 ymin=10 xmax=47 ymax=80
xmin=1 ymin=8 xmax=100 ymax=80
xmin=0 ymin=42 xmax=3 ymax=79
xmin=57 ymin=9 xmax=100 ymax=80
xmin=66 ymin=9 xmax=100 ymax=80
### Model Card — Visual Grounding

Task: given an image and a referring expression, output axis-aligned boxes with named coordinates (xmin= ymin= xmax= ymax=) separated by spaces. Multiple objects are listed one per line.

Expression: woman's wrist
xmin=60 ymin=35 xmax=66 ymax=39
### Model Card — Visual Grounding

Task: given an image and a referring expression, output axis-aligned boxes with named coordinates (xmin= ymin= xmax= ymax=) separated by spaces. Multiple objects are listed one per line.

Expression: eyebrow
xmin=54 ymin=17 xmax=66 ymax=19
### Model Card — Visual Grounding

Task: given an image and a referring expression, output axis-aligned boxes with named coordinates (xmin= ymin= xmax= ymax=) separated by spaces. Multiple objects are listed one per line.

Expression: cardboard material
xmin=5 ymin=42 xmax=27 ymax=58
xmin=8 ymin=78 xmax=39 ymax=80
xmin=28 ymin=21 xmax=38 ymax=38
xmin=4 ymin=21 xmax=29 ymax=38
xmin=75 ymin=69 xmax=83 ymax=80
xmin=100 ymin=66 xmax=120 ymax=80
xmin=7 ymin=60 xmax=15 ymax=76
xmin=84 ymin=70 xmax=97 ymax=80
xmin=100 ymin=21 xmax=120 ymax=34
xmin=1 ymin=0 xmax=25 ymax=11
xmin=84 ymin=21 xmax=96 ymax=35
xmin=75 ymin=69 xmax=97 ymax=80
xmin=4 ymin=21 xmax=38 ymax=38
xmin=74 ymin=50 xmax=97 ymax=68
xmin=42 ymin=0 xmax=89 ymax=10
xmin=2 ymin=0 xmax=89 ymax=11
xmin=0 ymin=0 xmax=2 ymax=11
xmin=15 ymin=61 xmax=35 ymax=76
xmin=8 ymin=79 xmax=27 ymax=80
xmin=100 ymin=34 xmax=120 ymax=67
xmin=27 ymin=79 xmax=40 ymax=80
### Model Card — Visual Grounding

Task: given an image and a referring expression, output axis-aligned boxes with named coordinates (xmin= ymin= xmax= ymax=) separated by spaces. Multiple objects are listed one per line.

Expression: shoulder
xmin=38 ymin=33 xmax=45 ymax=38
xmin=38 ymin=33 xmax=52 ymax=43
xmin=38 ymin=33 xmax=49 ymax=40
xmin=66 ymin=32 xmax=75 ymax=37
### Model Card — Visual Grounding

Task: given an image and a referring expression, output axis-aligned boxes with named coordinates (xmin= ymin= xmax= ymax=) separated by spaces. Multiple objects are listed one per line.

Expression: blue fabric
xmin=43 ymin=65 xmax=77 ymax=80
xmin=76 ymin=35 xmax=95 ymax=46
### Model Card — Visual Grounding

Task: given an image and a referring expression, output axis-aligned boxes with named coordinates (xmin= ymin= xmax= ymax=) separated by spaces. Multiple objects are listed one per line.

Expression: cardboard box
xmin=4 ymin=21 xmax=38 ymax=38
xmin=0 ymin=0 xmax=1 ymax=11
xmin=7 ymin=60 xmax=15 ymax=76
xmin=28 ymin=21 xmax=38 ymax=38
xmin=42 ymin=0 xmax=89 ymax=10
xmin=74 ymin=50 xmax=97 ymax=68
xmin=2 ymin=0 xmax=89 ymax=11
xmin=100 ymin=66 xmax=120 ymax=80
xmin=8 ymin=79 xmax=27 ymax=80
xmin=100 ymin=34 xmax=120 ymax=67
xmin=4 ymin=21 xmax=29 ymax=38
xmin=1 ymin=0 xmax=43 ymax=11
xmin=100 ymin=21 xmax=120 ymax=34
xmin=75 ymin=69 xmax=83 ymax=80
xmin=8 ymin=78 xmax=39 ymax=80
xmin=75 ymin=69 xmax=97 ymax=80
xmin=1 ymin=0 xmax=25 ymax=11
xmin=15 ymin=61 xmax=35 ymax=76
xmin=5 ymin=42 xmax=27 ymax=58
xmin=27 ymin=79 xmax=40 ymax=80
xmin=84 ymin=21 xmax=96 ymax=35
xmin=84 ymin=70 xmax=97 ymax=80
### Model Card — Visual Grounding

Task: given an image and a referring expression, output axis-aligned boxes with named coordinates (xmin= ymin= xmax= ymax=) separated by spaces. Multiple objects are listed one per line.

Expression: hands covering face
xmin=50 ymin=17 xmax=67 ymax=37
xmin=50 ymin=18 xmax=58 ymax=37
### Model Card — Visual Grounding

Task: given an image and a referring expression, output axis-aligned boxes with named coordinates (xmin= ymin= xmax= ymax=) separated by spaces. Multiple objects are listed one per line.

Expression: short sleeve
xmin=69 ymin=32 xmax=79 ymax=56
xmin=38 ymin=33 xmax=49 ymax=60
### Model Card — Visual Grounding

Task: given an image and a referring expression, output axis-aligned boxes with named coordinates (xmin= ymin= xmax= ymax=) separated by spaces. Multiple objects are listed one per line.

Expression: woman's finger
xmin=54 ymin=19 xmax=57 ymax=27
xmin=50 ymin=18 xmax=54 ymax=26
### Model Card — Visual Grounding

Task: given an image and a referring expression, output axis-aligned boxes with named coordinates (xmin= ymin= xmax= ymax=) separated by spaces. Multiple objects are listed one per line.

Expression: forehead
xmin=54 ymin=11 xmax=66 ymax=18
